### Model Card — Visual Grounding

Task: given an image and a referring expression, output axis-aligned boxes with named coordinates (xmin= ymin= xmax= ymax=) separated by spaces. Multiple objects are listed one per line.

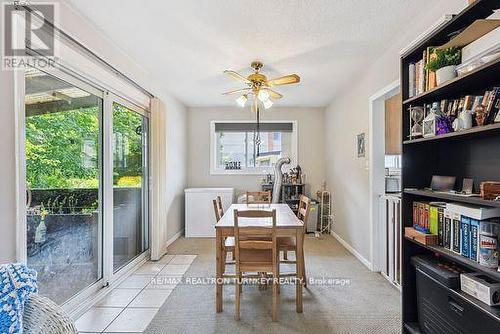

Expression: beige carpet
xmin=144 ymin=235 xmax=401 ymax=334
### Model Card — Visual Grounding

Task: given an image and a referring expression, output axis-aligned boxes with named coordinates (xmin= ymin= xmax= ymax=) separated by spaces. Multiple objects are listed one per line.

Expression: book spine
xmin=444 ymin=209 xmax=452 ymax=249
xmin=422 ymin=50 xmax=427 ymax=92
xmin=429 ymin=205 xmax=438 ymax=235
xmin=452 ymin=213 xmax=461 ymax=254
xmin=424 ymin=203 xmax=430 ymax=233
xmin=485 ymin=87 xmax=500 ymax=124
xmin=461 ymin=216 xmax=471 ymax=258
xmin=408 ymin=63 xmax=416 ymax=98
xmin=470 ymin=219 xmax=480 ymax=262
xmin=438 ymin=207 xmax=444 ymax=246
xmin=413 ymin=202 xmax=418 ymax=227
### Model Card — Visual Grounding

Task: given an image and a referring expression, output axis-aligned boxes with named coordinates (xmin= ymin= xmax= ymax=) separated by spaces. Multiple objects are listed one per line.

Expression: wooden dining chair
xmin=246 ymin=191 xmax=272 ymax=205
xmin=278 ymin=195 xmax=310 ymax=287
xmin=213 ymin=196 xmax=235 ymax=273
xmin=233 ymin=209 xmax=279 ymax=321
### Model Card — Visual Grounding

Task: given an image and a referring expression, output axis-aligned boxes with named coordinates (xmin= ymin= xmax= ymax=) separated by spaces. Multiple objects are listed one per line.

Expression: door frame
xmin=368 ymin=80 xmax=400 ymax=272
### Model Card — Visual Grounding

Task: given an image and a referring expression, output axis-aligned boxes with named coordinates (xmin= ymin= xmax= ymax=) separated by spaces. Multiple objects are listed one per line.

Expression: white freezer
xmin=184 ymin=188 xmax=234 ymax=237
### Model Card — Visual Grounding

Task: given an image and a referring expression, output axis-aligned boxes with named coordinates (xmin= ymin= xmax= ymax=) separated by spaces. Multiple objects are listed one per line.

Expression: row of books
xmin=413 ymin=201 xmax=500 ymax=265
xmin=421 ymin=87 xmax=500 ymax=124
xmin=408 ymin=47 xmax=437 ymax=97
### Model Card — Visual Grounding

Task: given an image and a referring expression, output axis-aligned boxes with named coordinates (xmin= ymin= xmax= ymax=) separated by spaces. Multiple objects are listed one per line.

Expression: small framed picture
xmin=356 ymin=133 xmax=365 ymax=158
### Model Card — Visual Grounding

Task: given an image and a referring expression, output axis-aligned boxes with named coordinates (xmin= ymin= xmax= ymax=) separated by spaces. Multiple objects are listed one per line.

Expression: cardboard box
xmin=405 ymin=227 xmax=438 ymax=245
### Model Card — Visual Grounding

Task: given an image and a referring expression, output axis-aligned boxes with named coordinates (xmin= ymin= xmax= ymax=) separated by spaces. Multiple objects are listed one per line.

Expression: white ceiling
xmin=67 ymin=0 xmax=443 ymax=107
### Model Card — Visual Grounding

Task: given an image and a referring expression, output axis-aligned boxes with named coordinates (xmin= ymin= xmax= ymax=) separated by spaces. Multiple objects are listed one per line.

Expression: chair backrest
xmin=297 ymin=195 xmax=311 ymax=231
xmin=213 ymin=196 xmax=224 ymax=222
xmin=233 ymin=209 xmax=277 ymax=265
xmin=246 ymin=191 xmax=272 ymax=204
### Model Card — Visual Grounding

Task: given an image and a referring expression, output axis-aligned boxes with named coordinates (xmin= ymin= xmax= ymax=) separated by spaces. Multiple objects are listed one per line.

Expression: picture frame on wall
xmin=356 ymin=133 xmax=365 ymax=157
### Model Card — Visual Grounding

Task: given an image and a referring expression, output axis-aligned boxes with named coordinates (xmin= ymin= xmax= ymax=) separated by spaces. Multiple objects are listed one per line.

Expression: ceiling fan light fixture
xmin=258 ymin=89 xmax=270 ymax=102
xmin=236 ymin=94 xmax=248 ymax=107
xmin=262 ymin=98 xmax=273 ymax=109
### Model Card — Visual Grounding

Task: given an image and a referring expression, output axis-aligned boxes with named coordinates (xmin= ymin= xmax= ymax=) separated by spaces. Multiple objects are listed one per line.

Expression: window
xmin=211 ymin=121 xmax=297 ymax=174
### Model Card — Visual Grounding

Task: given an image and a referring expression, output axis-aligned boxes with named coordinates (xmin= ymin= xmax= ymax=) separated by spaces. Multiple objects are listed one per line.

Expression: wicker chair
xmin=23 ymin=294 xmax=77 ymax=334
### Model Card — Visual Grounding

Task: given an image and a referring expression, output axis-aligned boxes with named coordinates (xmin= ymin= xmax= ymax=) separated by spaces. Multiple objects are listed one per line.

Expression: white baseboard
xmin=165 ymin=229 xmax=184 ymax=249
xmin=330 ymin=230 xmax=373 ymax=271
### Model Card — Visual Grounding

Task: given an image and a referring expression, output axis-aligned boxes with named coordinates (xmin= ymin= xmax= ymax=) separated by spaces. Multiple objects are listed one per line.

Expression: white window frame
xmin=209 ymin=120 xmax=298 ymax=175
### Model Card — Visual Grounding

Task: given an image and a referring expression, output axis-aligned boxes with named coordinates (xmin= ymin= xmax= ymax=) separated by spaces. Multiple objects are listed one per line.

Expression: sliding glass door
xmin=25 ymin=68 xmax=104 ymax=304
xmin=112 ymin=102 xmax=149 ymax=272
xmin=23 ymin=68 xmax=150 ymax=305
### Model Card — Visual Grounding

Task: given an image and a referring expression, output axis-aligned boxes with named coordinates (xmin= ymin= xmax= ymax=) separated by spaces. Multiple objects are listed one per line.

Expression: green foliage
xmin=425 ymin=47 xmax=461 ymax=72
xmin=26 ymin=107 xmax=100 ymax=189
xmin=26 ymin=103 xmax=145 ymax=190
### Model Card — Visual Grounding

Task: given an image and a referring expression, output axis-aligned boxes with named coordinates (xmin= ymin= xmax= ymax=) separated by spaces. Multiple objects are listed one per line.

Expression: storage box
xmin=405 ymin=227 xmax=438 ymax=245
xmin=416 ymin=268 xmax=499 ymax=333
xmin=445 ymin=203 xmax=500 ymax=221
xmin=480 ymin=181 xmax=500 ymax=200
xmin=462 ymin=25 xmax=500 ymax=63
xmin=461 ymin=272 xmax=500 ymax=306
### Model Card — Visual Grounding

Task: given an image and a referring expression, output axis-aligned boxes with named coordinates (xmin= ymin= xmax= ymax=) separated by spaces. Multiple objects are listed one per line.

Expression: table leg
xmin=296 ymin=229 xmax=304 ymax=313
xmin=216 ymin=228 xmax=223 ymax=312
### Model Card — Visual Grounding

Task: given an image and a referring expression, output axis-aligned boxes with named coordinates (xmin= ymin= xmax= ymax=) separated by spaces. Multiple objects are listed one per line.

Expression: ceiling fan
xmin=222 ymin=61 xmax=300 ymax=112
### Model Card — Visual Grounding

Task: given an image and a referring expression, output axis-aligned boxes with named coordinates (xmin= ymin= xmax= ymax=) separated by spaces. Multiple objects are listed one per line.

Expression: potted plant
xmin=425 ymin=47 xmax=461 ymax=85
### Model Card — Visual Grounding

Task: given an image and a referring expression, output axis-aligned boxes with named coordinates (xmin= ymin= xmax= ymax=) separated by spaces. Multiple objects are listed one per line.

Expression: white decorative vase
xmin=436 ymin=65 xmax=456 ymax=85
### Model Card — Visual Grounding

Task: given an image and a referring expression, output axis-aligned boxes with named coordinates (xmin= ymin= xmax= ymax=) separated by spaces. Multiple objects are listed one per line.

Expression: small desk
xmin=215 ymin=203 xmax=304 ymax=313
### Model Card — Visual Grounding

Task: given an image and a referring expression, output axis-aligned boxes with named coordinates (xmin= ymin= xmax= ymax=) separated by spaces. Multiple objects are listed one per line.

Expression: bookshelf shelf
xmin=404 ymin=189 xmax=500 ymax=208
xmin=405 ymin=237 xmax=500 ymax=282
xmin=403 ymin=57 xmax=500 ymax=106
xmin=403 ymin=122 xmax=500 ymax=144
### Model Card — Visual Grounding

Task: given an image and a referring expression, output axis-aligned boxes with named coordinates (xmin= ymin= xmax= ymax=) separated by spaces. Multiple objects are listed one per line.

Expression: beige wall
xmin=187 ymin=107 xmax=326 ymax=197
xmin=324 ymin=0 xmax=467 ymax=262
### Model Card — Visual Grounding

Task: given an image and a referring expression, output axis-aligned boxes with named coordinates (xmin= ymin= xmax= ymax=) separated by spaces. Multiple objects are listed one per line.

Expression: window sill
xmin=210 ymin=169 xmax=272 ymax=176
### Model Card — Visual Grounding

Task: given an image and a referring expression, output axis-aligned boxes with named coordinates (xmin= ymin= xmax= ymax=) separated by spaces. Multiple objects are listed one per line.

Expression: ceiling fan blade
xmin=222 ymin=88 xmax=251 ymax=95
xmin=262 ymin=88 xmax=283 ymax=99
xmin=266 ymin=74 xmax=300 ymax=87
xmin=223 ymin=70 xmax=251 ymax=84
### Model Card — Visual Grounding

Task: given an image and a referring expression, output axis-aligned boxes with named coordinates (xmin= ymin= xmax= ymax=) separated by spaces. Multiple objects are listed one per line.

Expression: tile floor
xmin=75 ymin=254 xmax=196 ymax=333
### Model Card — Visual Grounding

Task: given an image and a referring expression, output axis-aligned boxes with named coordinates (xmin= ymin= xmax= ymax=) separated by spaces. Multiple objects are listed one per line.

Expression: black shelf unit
xmin=400 ymin=1 xmax=500 ymax=333
xmin=281 ymin=183 xmax=304 ymax=213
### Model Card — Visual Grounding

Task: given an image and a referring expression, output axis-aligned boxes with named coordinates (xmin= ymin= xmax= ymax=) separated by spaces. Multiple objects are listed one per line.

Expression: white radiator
xmin=379 ymin=194 xmax=402 ymax=288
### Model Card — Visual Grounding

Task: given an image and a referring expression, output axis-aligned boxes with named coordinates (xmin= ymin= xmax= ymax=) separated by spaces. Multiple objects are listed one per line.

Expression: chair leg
xmin=302 ymin=249 xmax=307 ymax=287
xmin=221 ymin=250 xmax=227 ymax=275
xmin=239 ymin=272 xmax=243 ymax=293
xmin=276 ymin=258 xmax=281 ymax=294
xmin=272 ymin=272 xmax=278 ymax=322
xmin=235 ymin=271 xmax=241 ymax=320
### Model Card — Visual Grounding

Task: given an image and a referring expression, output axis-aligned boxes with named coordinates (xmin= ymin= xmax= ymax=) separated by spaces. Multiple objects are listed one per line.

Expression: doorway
xmin=368 ymin=80 xmax=401 ymax=275
xmin=21 ymin=66 xmax=151 ymax=308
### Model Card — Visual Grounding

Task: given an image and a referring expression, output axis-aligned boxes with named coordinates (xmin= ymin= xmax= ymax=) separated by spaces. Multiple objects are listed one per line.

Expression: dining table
xmin=215 ymin=203 xmax=304 ymax=313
